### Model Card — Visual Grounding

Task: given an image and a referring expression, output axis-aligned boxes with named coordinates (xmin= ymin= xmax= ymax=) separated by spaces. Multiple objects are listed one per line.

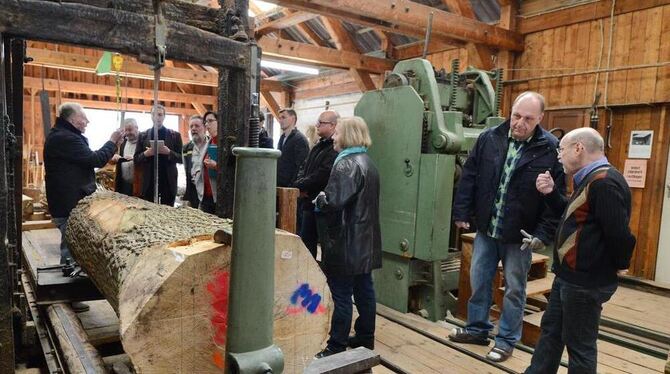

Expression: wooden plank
xmin=608 ymin=12 xmax=633 ymax=104
xmin=276 ymin=187 xmax=299 ymax=234
xmin=260 ymin=90 xmax=282 ymax=118
xmin=518 ymin=0 xmax=670 ymax=34
xmin=655 ymin=5 xmax=670 ymax=102
xmin=258 ymin=37 xmax=394 ymax=73
xmin=22 ymin=220 xmax=55 ymax=231
xmin=602 ymin=285 xmax=670 ymax=336
xmin=624 ymin=9 xmax=648 ymax=104
xmin=23 ymin=76 xmax=216 ymax=105
xmin=260 ymin=0 xmax=523 ymax=50
xmin=256 ymin=11 xmax=318 ymax=36
xmin=375 ymin=315 xmax=501 ymax=373
xmin=76 ymin=300 xmax=120 ymax=346
xmin=639 ymin=7 xmax=663 ymax=103
xmin=26 ymin=47 xmax=287 ymax=92
xmin=377 ymin=304 xmax=552 ymax=373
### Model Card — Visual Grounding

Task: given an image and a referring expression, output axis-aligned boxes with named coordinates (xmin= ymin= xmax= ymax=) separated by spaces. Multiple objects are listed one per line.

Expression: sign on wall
xmin=628 ymin=130 xmax=654 ymax=159
xmin=623 ymin=159 xmax=648 ymax=188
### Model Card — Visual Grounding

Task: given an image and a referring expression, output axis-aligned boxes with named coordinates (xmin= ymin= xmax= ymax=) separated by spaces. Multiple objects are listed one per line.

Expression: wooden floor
xmin=21 ymin=228 xmax=670 ymax=373
xmin=603 ymin=286 xmax=670 ymax=336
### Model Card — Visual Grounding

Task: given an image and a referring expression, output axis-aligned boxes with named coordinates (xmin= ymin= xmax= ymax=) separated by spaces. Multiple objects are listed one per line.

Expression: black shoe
xmin=347 ymin=335 xmax=374 ymax=350
xmin=314 ymin=347 xmax=343 ymax=359
xmin=448 ymin=327 xmax=490 ymax=346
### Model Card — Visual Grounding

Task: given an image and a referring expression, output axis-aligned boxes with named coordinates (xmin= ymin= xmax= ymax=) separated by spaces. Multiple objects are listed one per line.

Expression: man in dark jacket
xmin=449 ymin=92 xmax=565 ymax=363
xmin=258 ymin=111 xmax=274 ymax=149
xmin=133 ymin=104 xmax=183 ymax=206
xmin=276 ymin=108 xmax=309 ymax=187
xmin=44 ymin=102 xmax=123 ymax=265
xmin=294 ymin=110 xmax=339 ymax=258
xmin=182 ymin=115 xmax=207 ymax=208
xmin=113 ymin=118 xmax=140 ymax=196
xmin=526 ymin=128 xmax=635 ymax=373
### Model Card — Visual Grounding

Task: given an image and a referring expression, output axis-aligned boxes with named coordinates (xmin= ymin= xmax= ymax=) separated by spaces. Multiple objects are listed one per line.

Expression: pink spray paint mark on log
xmin=207 ymin=271 xmax=230 ymax=351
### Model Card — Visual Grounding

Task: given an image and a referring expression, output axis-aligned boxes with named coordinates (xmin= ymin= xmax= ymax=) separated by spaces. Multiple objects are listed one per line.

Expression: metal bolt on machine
xmin=354 ymin=58 xmax=505 ymax=321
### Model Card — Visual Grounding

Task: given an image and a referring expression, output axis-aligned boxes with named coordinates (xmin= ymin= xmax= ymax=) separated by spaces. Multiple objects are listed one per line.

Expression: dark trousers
xmin=326 ymin=273 xmax=376 ymax=351
xmin=526 ymin=277 xmax=616 ymax=374
xmin=142 ymin=184 xmax=175 ymax=206
xmin=299 ymin=209 xmax=318 ymax=259
xmin=117 ymin=180 xmax=133 ymax=197
xmin=199 ymin=195 xmax=216 ymax=214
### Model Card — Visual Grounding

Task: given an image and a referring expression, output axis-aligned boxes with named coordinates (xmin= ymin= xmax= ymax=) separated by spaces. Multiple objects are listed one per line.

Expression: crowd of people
xmin=44 ymin=90 xmax=635 ymax=371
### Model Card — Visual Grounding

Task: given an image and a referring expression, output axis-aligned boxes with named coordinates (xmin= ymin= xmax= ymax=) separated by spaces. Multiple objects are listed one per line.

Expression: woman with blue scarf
xmin=313 ymin=116 xmax=382 ymax=358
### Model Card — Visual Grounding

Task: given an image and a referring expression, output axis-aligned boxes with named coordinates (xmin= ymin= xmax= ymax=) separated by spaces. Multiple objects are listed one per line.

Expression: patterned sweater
xmin=546 ymin=166 xmax=636 ymax=287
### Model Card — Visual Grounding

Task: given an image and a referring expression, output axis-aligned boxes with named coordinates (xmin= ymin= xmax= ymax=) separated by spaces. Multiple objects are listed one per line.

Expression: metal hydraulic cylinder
xmin=225 ymin=147 xmax=284 ymax=374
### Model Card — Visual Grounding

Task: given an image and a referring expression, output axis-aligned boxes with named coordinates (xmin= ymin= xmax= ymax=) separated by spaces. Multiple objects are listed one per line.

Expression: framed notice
xmin=628 ymin=130 xmax=653 ymax=159
xmin=623 ymin=159 xmax=647 ymax=188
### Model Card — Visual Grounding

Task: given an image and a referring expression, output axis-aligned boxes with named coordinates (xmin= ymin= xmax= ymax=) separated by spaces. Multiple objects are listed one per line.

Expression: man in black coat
xmin=113 ymin=118 xmax=140 ymax=196
xmin=294 ymin=110 xmax=339 ymax=259
xmin=44 ymin=102 xmax=123 ymax=265
xmin=449 ymin=92 xmax=565 ymax=363
xmin=276 ymin=108 xmax=309 ymax=187
xmin=133 ymin=104 xmax=183 ymax=206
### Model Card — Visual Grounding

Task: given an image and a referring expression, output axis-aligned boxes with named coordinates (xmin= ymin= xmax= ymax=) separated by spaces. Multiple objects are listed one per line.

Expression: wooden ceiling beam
xmin=256 ymin=11 xmax=318 ymax=36
xmin=23 ymin=76 xmax=216 ymax=105
xmin=164 ymin=60 xmax=209 ymax=115
xmin=321 ymin=17 xmax=376 ymax=91
xmin=448 ymin=0 xmax=493 ymax=70
xmin=260 ymin=90 xmax=282 ymax=117
xmin=26 ymin=47 xmax=288 ymax=92
xmin=258 ymin=36 xmax=394 ymax=73
xmin=518 ymin=0 xmax=670 ymax=34
xmin=29 ymin=96 xmax=194 ymax=116
xmin=258 ymin=0 xmax=523 ymax=51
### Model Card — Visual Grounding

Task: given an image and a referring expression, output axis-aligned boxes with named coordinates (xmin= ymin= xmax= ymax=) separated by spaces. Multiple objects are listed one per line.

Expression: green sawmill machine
xmin=354 ymin=58 xmax=505 ymax=321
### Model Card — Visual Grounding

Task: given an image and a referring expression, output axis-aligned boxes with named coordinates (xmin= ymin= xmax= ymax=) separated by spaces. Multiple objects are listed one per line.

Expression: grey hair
xmin=565 ymin=127 xmax=605 ymax=153
xmin=57 ymin=102 xmax=83 ymax=121
xmin=123 ymin=118 xmax=138 ymax=127
xmin=512 ymin=91 xmax=546 ymax=112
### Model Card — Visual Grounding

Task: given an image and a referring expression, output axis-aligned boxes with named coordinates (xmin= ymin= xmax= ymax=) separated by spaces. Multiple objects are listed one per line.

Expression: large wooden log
xmin=67 ymin=191 xmax=331 ymax=373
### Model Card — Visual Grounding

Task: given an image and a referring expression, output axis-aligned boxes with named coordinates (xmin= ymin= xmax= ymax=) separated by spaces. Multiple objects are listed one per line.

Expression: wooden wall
xmin=604 ymin=106 xmax=669 ymax=279
xmin=420 ymin=4 xmax=670 ymax=279
xmin=510 ymin=5 xmax=670 ymax=108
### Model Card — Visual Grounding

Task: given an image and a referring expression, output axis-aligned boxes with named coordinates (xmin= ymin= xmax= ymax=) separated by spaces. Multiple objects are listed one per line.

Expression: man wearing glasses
xmin=526 ymin=128 xmax=635 ymax=373
xmin=294 ymin=111 xmax=339 ymax=259
xmin=449 ymin=91 xmax=565 ymax=363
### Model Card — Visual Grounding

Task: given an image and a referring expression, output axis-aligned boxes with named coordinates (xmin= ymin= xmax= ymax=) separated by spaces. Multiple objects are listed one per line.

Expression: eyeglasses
xmin=512 ymin=112 xmax=540 ymax=124
xmin=316 ymin=121 xmax=333 ymax=127
xmin=205 ymin=118 xmax=217 ymax=123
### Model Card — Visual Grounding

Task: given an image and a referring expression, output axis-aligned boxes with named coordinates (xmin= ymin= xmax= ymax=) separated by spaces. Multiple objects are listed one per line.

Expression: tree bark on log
xmin=67 ymin=191 xmax=331 ymax=373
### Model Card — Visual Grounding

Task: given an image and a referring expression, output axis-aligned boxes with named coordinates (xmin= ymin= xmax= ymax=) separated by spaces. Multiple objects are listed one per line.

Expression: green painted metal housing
xmin=354 ymin=58 xmax=505 ymax=321
xmin=225 ymin=147 xmax=284 ymax=374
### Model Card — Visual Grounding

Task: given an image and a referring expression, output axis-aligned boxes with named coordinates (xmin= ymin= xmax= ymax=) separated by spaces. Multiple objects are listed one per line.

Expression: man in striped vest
xmin=526 ymin=127 xmax=636 ymax=374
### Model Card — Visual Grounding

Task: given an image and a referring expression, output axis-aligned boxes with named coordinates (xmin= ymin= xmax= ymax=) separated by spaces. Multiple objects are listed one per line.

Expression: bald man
xmin=450 ymin=91 xmax=565 ymax=363
xmin=294 ymin=110 xmax=339 ymax=259
xmin=526 ymin=128 xmax=636 ymax=374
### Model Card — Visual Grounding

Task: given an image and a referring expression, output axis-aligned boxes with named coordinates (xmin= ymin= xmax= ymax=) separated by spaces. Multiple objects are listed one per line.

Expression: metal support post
xmin=225 ymin=147 xmax=283 ymax=374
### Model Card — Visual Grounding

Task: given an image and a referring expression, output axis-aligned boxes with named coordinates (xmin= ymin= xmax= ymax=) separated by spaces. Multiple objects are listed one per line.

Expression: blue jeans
xmin=299 ymin=209 xmax=318 ymax=259
xmin=326 ymin=273 xmax=376 ymax=351
xmin=52 ymin=216 xmax=71 ymax=265
xmin=525 ymin=277 xmax=616 ymax=374
xmin=466 ymin=232 xmax=532 ymax=350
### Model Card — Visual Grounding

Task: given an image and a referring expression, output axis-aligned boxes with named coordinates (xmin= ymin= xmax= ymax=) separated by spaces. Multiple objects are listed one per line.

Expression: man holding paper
xmin=134 ymin=104 xmax=183 ymax=206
